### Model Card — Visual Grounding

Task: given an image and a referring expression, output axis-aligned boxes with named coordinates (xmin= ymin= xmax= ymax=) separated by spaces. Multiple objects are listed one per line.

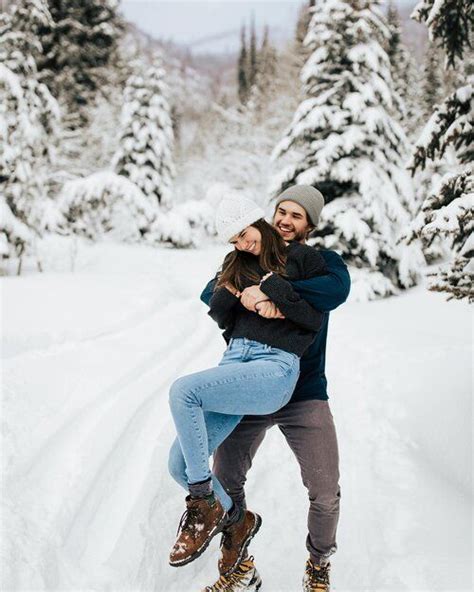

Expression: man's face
xmin=273 ymin=200 xmax=312 ymax=243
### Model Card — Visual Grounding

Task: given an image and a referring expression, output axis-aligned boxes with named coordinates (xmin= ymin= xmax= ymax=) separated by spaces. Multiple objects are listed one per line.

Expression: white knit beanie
xmin=216 ymin=195 xmax=265 ymax=242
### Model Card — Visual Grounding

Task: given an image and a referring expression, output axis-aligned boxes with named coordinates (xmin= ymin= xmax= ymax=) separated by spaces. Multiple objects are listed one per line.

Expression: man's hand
xmin=240 ymin=285 xmax=267 ymax=311
xmin=255 ymin=301 xmax=285 ymax=319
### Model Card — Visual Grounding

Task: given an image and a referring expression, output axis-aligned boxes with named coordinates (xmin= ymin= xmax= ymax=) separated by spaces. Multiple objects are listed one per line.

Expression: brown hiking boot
xmin=302 ymin=558 xmax=331 ymax=591
xmin=169 ymin=494 xmax=226 ymax=567
xmin=218 ymin=510 xmax=262 ymax=576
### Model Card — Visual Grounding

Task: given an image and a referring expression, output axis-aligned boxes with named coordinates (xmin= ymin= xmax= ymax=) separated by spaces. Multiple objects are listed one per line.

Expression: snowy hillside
xmin=1 ymin=239 xmax=471 ymax=592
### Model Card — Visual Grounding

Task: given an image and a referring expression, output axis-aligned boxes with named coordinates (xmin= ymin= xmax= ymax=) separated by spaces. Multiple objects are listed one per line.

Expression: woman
xmin=168 ymin=194 xmax=327 ymax=572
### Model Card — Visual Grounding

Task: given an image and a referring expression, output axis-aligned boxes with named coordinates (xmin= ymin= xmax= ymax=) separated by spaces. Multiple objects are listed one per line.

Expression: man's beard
xmin=280 ymin=227 xmax=310 ymax=242
xmin=292 ymin=228 xmax=309 ymax=242
xmin=273 ymin=220 xmax=312 ymax=243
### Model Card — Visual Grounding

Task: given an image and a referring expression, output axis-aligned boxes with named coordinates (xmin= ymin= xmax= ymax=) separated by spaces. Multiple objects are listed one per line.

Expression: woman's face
xmin=229 ymin=225 xmax=262 ymax=256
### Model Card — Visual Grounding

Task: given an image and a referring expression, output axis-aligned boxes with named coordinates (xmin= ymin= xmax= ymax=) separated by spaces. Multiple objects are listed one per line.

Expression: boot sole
xmin=169 ymin=510 xmax=228 ymax=568
xmin=249 ymin=570 xmax=262 ymax=591
xmin=221 ymin=512 xmax=263 ymax=576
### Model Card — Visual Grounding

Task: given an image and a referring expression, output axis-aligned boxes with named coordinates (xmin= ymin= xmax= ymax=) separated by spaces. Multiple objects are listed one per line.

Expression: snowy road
xmin=1 ymin=240 xmax=472 ymax=592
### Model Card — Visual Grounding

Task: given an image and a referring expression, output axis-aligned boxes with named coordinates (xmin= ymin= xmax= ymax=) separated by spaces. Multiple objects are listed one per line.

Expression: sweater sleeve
xmin=259 ymin=273 xmax=324 ymax=331
xmin=257 ymin=244 xmax=328 ymax=331
xmin=300 ymin=246 xmax=328 ymax=278
xmin=290 ymin=251 xmax=351 ymax=312
xmin=200 ymin=278 xmax=217 ymax=306
xmin=208 ymin=287 xmax=240 ymax=330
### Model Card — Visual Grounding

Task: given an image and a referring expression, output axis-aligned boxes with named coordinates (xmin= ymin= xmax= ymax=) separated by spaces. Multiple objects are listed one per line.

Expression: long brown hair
xmin=216 ymin=219 xmax=288 ymax=292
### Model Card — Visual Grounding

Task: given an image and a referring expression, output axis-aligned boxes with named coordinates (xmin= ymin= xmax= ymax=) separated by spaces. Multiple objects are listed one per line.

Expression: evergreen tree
xmin=249 ymin=15 xmax=258 ymax=89
xmin=272 ymin=0 xmax=424 ymax=298
xmin=238 ymin=24 xmax=249 ymax=104
xmin=412 ymin=0 xmax=473 ymax=67
xmin=406 ymin=0 xmax=473 ymax=301
xmin=248 ymin=25 xmax=278 ymax=117
xmin=0 ymin=0 xmax=60 ymax=271
xmin=54 ymin=171 xmax=155 ymax=242
xmin=295 ymin=0 xmax=315 ymax=60
xmin=37 ymin=0 xmax=124 ymax=127
xmin=419 ymin=41 xmax=445 ymax=121
xmin=259 ymin=26 xmax=277 ymax=85
xmin=112 ymin=58 xmax=175 ymax=210
xmin=178 ymin=35 xmax=299 ymax=205
xmin=407 ymin=44 xmax=453 ymax=264
xmin=385 ymin=1 xmax=419 ymax=129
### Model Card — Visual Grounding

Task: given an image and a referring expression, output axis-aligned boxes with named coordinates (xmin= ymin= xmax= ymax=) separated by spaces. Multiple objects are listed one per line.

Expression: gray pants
xmin=213 ymin=399 xmax=340 ymax=566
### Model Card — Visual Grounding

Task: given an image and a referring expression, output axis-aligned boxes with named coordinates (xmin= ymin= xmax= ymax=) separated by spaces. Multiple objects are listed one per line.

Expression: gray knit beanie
xmin=274 ymin=185 xmax=325 ymax=227
xmin=216 ymin=195 xmax=265 ymax=242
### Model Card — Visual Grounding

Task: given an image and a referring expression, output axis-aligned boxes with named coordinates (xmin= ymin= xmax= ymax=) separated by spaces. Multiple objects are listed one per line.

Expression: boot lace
xmin=305 ymin=561 xmax=330 ymax=591
xmin=205 ymin=556 xmax=255 ymax=591
xmin=176 ymin=506 xmax=201 ymax=540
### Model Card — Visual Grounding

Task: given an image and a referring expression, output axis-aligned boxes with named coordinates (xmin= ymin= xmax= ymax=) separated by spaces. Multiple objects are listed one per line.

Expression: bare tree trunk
xmin=16 ymin=243 xmax=24 ymax=276
xmin=33 ymin=236 xmax=43 ymax=272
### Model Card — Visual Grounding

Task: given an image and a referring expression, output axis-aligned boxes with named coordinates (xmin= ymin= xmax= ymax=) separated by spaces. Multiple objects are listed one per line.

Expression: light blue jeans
xmin=168 ymin=338 xmax=300 ymax=510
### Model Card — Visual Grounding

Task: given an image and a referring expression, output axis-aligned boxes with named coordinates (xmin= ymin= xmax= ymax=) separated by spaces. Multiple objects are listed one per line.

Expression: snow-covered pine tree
xmin=412 ymin=0 xmax=473 ymax=68
xmin=385 ymin=0 xmax=420 ymax=131
xmin=0 ymin=0 xmax=60 ymax=272
xmin=112 ymin=58 xmax=175 ymax=210
xmin=147 ymin=198 xmax=216 ymax=248
xmin=55 ymin=171 xmax=155 ymax=242
xmin=419 ymin=41 xmax=445 ymax=121
xmin=295 ymin=0 xmax=315 ymax=63
xmin=175 ymin=40 xmax=298 ymax=207
xmin=259 ymin=26 xmax=277 ymax=91
xmin=37 ymin=0 xmax=124 ymax=127
xmin=238 ymin=25 xmax=249 ymax=104
xmin=405 ymin=0 xmax=473 ymax=302
xmin=272 ymin=0 xmax=424 ymax=298
xmin=249 ymin=15 xmax=258 ymax=89
xmin=405 ymin=42 xmax=452 ymax=265
xmin=247 ymin=26 xmax=278 ymax=118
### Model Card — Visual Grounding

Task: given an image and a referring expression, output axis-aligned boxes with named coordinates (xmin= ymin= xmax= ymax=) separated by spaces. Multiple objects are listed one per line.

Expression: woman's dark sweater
xmin=208 ymin=241 xmax=328 ymax=357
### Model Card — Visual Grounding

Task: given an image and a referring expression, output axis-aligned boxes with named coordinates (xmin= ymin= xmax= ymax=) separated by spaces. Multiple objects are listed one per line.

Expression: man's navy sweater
xmin=200 ymin=249 xmax=351 ymax=402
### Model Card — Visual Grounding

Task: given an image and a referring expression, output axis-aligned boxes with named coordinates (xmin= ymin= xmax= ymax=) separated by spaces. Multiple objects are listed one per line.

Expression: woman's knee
xmin=169 ymin=375 xmax=195 ymax=409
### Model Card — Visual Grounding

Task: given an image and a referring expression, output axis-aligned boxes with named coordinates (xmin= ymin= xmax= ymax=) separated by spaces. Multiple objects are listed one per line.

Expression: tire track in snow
xmin=5 ymin=298 xmax=201 ymax=484
xmin=3 ymin=301 xmax=219 ymax=590
xmin=58 ymin=316 xmax=218 ymax=570
xmin=2 ymin=291 xmax=176 ymax=361
xmin=131 ymin=336 xmax=228 ymax=592
xmin=58 ymin=318 xmax=226 ymax=590
xmin=6 ymin=302 xmax=212 ymax=528
xmin=2 ymin=255 xmax=193 ymax=361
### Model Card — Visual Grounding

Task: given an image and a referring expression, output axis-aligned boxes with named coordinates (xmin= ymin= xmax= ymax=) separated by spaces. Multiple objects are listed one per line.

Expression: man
xmin=200 ymin=185 xmax=350 ymax=592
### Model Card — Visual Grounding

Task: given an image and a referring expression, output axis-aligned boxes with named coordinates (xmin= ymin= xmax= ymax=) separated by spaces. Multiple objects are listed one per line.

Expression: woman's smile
xmin=230 ymin=225 xmax=262 ymax=255
xmin=246 ymin=241 xmax=257 ymax=253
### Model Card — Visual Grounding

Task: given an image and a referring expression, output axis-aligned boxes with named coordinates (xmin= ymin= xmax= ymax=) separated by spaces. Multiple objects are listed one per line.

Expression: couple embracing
xmin=167 ymin=185 xmax=350 ymax=592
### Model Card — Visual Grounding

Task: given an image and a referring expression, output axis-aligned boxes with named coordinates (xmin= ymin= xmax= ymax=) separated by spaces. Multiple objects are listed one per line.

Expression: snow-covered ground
xmin=1 ymin=239 xmax=472 ymax=592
